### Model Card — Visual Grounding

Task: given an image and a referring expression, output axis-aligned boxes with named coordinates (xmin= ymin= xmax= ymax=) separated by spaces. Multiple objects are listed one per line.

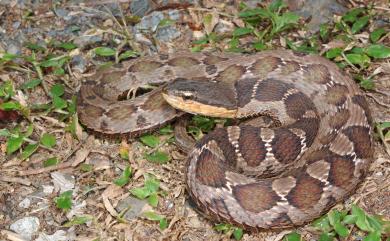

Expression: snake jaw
xmin=162 ymin=92 xmax=237 ymax=118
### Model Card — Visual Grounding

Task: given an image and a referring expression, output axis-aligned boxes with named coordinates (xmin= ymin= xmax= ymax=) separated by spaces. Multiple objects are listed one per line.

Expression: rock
xmin=116 ymin=196 xmax=148 ymax=221
xmin=136 ymin=11 xmax=164 ymax=32
xmin=156 ymin=25 xmax=181 ymax=42
xmin=71 ymin=55 xmax=87 ymax=73
xmin=51 ymin=171 xmax=75 ymax=193
xmin=130 ymin=0 xmax=151 ymax=17
xmin=9 ymin=216 xmax=40 ymax=241
xmin=73 ymin=34 xmax=103 ymax=49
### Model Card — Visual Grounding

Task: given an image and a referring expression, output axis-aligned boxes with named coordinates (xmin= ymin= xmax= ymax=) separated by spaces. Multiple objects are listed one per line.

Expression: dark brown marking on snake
xmin=128 ymin=61 xmax=163 ymax=73
xmin=272 ymin=213 xmax=294 ymax=227
xmin=329 ymin=109 xmax=350 ymax=130
xmin=342 ymin=126 xmax=373 ymax=159
xmin=271 ymin=129 xmax=302 ymax=164
xmin=86 ymin=95 xmax=96 ymax=100
xmin=235 ymin=78 xmax=257 ymax=107
xmin=255 ymin=79 xmax=293 ymax=102
xmin=287 ymin=118 xmax=319 ymax=147
xmin=292 ymin=51 xmax=307 ymax=57
xmin=195 ymin=148 xmax=227 ymax=187
xmin=206 ymin=65 xmax=218 ymax=75
xmin=328 ymin=155 xmax=355 ymax=189
xmin=215 ymin=65 xmax=246 ymax=84
xmin=325 ymin=84 xmax=348 ymax=106
xmin=106 ymin=105 xmax=137 ymax=120
xmin=250 ymin=56 xmax=281 ymax=78
xmin=211 ymin=198 xmax=231 ymax=219
xmin=286 ymin=173 xmax=323 ymax=209
xmin=233 ymin=183 xmax=280 ymax=213
xmin=305 ymin=148 xmax=332 ymax=164
xmin=203 ymin=55 xmax=229 ymax=65
xmin=238 ymin=125 xmax=266 ymax=167
xmin=303 ymin=64 xmax=331 ymax=84
xmin=352 ymin=95 xmax=372 ymax=123
xmin=284 ymin=92 xmax=316 ymax=119
xmin=136 ymin=115 xmax=149 ymax=127
xmin=168 ymin=56 xmax=201 ymax=67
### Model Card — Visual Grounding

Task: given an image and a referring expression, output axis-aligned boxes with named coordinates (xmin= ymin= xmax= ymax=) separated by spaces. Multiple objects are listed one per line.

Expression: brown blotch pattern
xmin=271 ymin=213 xmax=293 ymax=227
xmin=141 ymin=92 xmax=167 ymax=110
xmin=168 ymin=56 xmax=200 ymax=67
xmin=328 ymin=109 xmax=350 ymax=130
xmin=214 ymin=65 xmax=246 ymax=84
xmin=352 ymin=95 xmax=372 ymax=123
xmin=284 ymin=92 xmax=316 ymax=119
xmin=136 ymin=115 xmax=150 ymax=127
xmin=286 ymin=173 xmax=323 ymax=209
xmin=106 ymin=105 xmax=136 ymax=120
xmin=271 ymin=128 xmax=303 ymax=164
xmin=195 ymin=148 xmax=227 ymax=187
xmin=328 ymin=155 xmax=355 ymax=189
xmin=287 ymin=118 xmax=319 ymax=147
xmin=342 ymin=126 xmax=373 ymax=159
xmin=280 ymin=61 xmax=300 ymax=75
xmin=325 ymin=84 xmax=348 ymax=106
xmin=235 ymin=78 xmax=257 ymax=107
xmin=238 ymin=125 xmax=267 ymax=167
xmin=203 ymin=55 xmax=228 ymax=65
xmin=305 ymin=148 xmax=333 ymax=164
xmin=211 ymin=198 xmax=230 ymax=219
xmin=250 ymin=56 xmax=281 ymax=78
xmin=255 ymin=78 xmax=293 ymax=102
xmin=206 ymin=65 xmax=218 ymax=75
xmin=99 ymin=70 xmax=126 ymax=85
xmin=128 ymin=61 xmax=163 ymax=73
xmin=233 ymin=183 xmax=280 ymax=213
xmin=303 ymin=64 xmax=331 ymax=84
xmin=81 ymin=105 xmax=104 ymax=120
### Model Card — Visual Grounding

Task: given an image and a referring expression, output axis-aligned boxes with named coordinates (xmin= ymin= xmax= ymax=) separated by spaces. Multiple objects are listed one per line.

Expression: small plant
xmin=130 ymin=174 xmax=162 ymax=207
xmin=214 ymin=223 xmax=244 ymax=240
xmin=54 ymin=190 xmax=73 ymax=211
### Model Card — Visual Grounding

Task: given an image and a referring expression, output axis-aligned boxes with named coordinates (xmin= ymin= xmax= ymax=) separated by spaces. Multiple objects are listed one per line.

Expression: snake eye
xmin=182 ymin=92 xmax=194 ymax=100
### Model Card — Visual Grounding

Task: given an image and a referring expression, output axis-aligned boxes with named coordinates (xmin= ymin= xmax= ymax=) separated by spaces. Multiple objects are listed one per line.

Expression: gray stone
xmin=130 ymin=0 xmax=151 ymax=17
xmin=156 ymin=25 xmax=181 ymax=42
xmin=71 ymin=55 xmax=87 ymax=73
xmin=116 ymin=196 xmax=148 ymax=221
xmin=136 ymin=11 xmax=164 ymax=32
xmin=10 ymin=216 xmax=40 ymax=241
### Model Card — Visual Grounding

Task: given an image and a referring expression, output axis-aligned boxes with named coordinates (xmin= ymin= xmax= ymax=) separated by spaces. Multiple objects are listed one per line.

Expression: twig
xmin=18 ymin=161 xmax=73 ymax=176
xmin=366 ymin=93 xmax=389 ymax=108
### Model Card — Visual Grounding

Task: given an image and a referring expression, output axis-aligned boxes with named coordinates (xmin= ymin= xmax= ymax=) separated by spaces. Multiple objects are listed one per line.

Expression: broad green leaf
xmin=50 ymin=84 xmax=65 ymax=97
xmin=58 ymin=42 xmax=77 ymax=50
xmin=253 ymin=41 xmax=266 ymax=51
xmin=343 ymin=214 xmax=357 ymax=224
xmin=63 ymin=215 xmax=93 ymax=227
xmin=40 ymin=56 xmax=68 ymax=68
xmin=114 ymin=166 xmax=132 ymax=187
xmin=145 ymin=151 xmax=170 ymax=164
xmin=94 ymin=47 xmax=116 ymax=57
xmin=1 ymin=53 xmax=19 ymax=61
xmin=359 ymin=78 xmax=375 ymax=90
xmin=313 ymin=215 xmax=332 ymax=232
xmin=159 ymin=218 xmax=168 ymax=230
xmin=147 ymin=192 xmax=159 ymax=207
xmin=142 ymin=211 xmax=164 ymax=221
xmin=326 ymin=48 xmax=343 ymax=59
xmin=214 ymin=223 xmax=232 ymax=232
xmin=43 ymin=157 xmax=59 ymax=167
xmin=342 ymin=8 xmax=365 ymax=23
xmin=140 ymin=135 xmax=159 ymax=147
xmin=238 ymin=8 xmax=270 ymax=18
xmin=20 ymin=79 xmax=42 ymax=90
xmin=363 ymin=231 xmax=381 ymax=241
xmin=334 ymin=222 xmax=349 ymax=237
xmin=370 ymin=28 xmax=386 ymax=43
xmin=351 ymin=15 xmax=369 ymax=34
xmin=0 ymin=81 xmax=14 ymax=98
xmin=159 ymin=125 xmax=173 ymax=135
xmin=365 ymin=44 xmax=390 ymax=59
xmin=6 ymin=136 xmax=24 ymax=155
xmin=283 ymin=232 xmax=301 ymax=241
xmin=119 ymin=50 xmax=138 ymax=60
xmin=145 ymin=176 xmax=160 ymax=193
xmin=233 ymin=27 xmax=253 ymax=37
xmin=25 ymin=42 xmax=46 ymax=51
xmin=130 ymin=187 xmax=150 ymax=199
xmin=345 ymin=53 xmax=370 ymax=67
xmin=1 ymin=101 xmax=21 ymax=110
xmin=352 ymin=205 xmax=372 ymax=232
xmin=318 ymin=233 xmax=334 ymax=241
xmin=233 ymin=228 xmax=243 ymax=240
xmin=320 ymin=24 xmax=330 ymax=41
xmin=52 ymin=95 xmax=67 ymax=109
xmin=268 ymin=0 xmax=286 ymax=12
xmin=41 ymin=133 xmax=56 ymax=148
xmin=21 ymin=143 xmax=39 ymax=160
xmin=55 ymin=190 xmax=73 ymax=210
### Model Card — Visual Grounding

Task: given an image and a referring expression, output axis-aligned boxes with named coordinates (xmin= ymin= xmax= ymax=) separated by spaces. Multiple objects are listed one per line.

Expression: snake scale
xmin=77 ymin=50 xmax=373 ymax=230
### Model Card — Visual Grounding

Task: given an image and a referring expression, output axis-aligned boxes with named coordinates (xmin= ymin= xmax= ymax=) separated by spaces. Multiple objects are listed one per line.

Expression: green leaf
xmin=6 ymin=136 xmax=24 ymax=155
xmin=238 ymin=8 xmax=270 ymax=18
xmin=0 ymin=81 xmax=15 ymax=98
xmin=342 ymin=8 xmax=365 ymax=23
xmin=55 ymin=190 xmax=73 ymax=210
xmin=159 ymin=218 xmax=168 ymax=230
xmin=318 ymin=233 xmax=334 ymax=241
xmin=20 ymin=79 xmax=42 ymax=90
xmin=40 ymin=56 xmax=68 ymax=68
xmin=114 ymin=166 xmax=132 ymax=187
xmin=352 ymin=205 xmax=372 ymax=232
xmin=143 ymin=211 xmax=164 ymax=221
xmin=159 ymin=125 xmax=173 ymax=135
xmin=145 ymin=175 xmax=160 ymax=193
xmin=253 ymin=41 xmax=266 ymax=51
xmin=40 ymin=133 xmax=56 ymax=148
xmin=58 ymin=42 xmax=77 ymax=50
xmin=52 ymin=95 xmax=67 ymax=109
xmin=63 ymin=215 xmax=93 ymax=227
xmin=326 ymin=48 xmax=343 ymax=59
xmin=313 ymin=215 xmax=332 ymax=232
xmin=283 ymin=232 xmax=301 ymax=241
xmin=214 ymin=223 xmax=232 ymax=233
xmin=359 ymin=78 xmax=375 ymax=90
xmin=334 ymin=222 xmax=349 ymax=237
xmin=25 ymin=42 xmax=46 ymax=52
xmin=147 ymin=192 xmax=159 ymax=207
xmin=363 ymin=231 xmax=381 ymax=241
xmin=0 ymin=101 xmax=21 ymax=110
xmin=0 ymin=129 xmax=11 ymax=137
xmin=345 ymin=53 xmax=370 ymax=66
xmin=140 ymin=135 xmax=159 ymax=147
xmin=320 ymin=24 xmax=330 ymax=41
xmin=233 ymin=27 xmax=253 ymax=37
xmin=233 ymin=228 xmax=243 ymax=240
xmin=43 ymin=157 xmax=59 ymax=167
xmin=130 ymin=187 xmax=150 ymax=199
xmin=365 ymin=44 xmax=390 ymax=59
xmin=50 ymin=84 xmax=65 ymax=97
xmin=351 ymin=15 xmax=369 ymax=34
xmin=118 ymin=50 xmax=138 ymax=60
xmin=94 ymin=47 xmax=116 ymax=57
xmin=1 ymin=53 xmax=19 ymax=61
xmin=21 ymin=143 xmax=39 ymax=160
xmin=145 ymin=151 xmax=170 ymax=164
xmin=268 ymin=0 xmax=286 ymax=12
xmin=343 ymin=214 xmax=357 ymax=224
xmin=370 ymin=28 xmax=386 ymax=43
xmin=328 ymin=210 xmax=342 ymax=226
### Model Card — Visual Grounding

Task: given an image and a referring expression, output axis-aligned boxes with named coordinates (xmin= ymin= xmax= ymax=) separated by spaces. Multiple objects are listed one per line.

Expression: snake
xmin=77 ymin=50 xmax=373 ymax=230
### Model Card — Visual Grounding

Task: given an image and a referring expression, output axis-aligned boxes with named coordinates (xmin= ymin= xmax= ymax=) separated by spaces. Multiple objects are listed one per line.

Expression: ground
xmin=0 ymin=1 xmax=389 ymax=241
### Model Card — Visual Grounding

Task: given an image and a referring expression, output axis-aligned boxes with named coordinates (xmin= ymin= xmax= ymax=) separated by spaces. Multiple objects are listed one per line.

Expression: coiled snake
xmin=77 ymin=50 xmax=373 ymax=229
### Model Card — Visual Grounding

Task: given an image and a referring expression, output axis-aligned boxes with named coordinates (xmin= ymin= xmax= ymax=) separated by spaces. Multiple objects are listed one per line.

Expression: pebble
xmin=10 ymin=216 xmax=40 ymax=241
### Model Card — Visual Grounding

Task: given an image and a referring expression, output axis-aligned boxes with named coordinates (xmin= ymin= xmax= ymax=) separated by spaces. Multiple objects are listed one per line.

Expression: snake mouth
xmin=161 ymin=92 xmax=236 ymax=118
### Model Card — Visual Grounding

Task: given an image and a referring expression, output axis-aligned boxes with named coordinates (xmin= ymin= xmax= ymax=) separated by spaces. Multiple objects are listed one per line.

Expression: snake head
xmin=162 ymin=78 xmax=237 ymax=118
